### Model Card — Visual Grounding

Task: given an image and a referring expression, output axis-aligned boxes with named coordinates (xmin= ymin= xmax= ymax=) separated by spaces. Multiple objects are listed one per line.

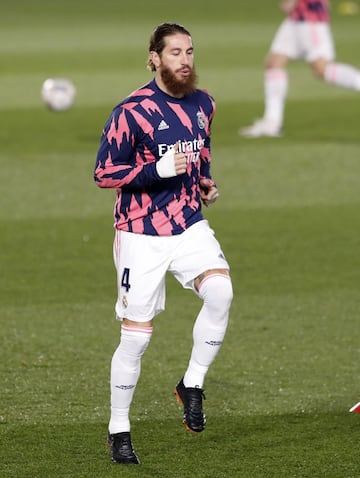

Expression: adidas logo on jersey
xmin=158 ymin=120 xmax=169 ymax=130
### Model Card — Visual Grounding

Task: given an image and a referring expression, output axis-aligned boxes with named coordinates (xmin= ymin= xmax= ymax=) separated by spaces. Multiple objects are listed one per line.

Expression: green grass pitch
xmin=1 ymin=1 xmax=360 ymax=476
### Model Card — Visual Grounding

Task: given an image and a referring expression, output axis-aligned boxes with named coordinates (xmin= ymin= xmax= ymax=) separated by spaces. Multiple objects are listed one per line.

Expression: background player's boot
xmin=174 ymin=377 xmax=206 ymax=432
xmin=108 ymin=432 xmax=140 ymax=464
xmin=239 ymin=118 xmax=282 ymax=138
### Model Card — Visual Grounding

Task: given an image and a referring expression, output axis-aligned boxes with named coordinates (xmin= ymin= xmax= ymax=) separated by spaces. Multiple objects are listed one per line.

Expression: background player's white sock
xmin=263 ymin=68 xmax=288 ymax=128
xmin=184 ymin=275 xmax=233 ymax=389
xmin=324 ymin=63 xmax=360 ymax=91
xmin=109 ymin=324 xmax=153 ymax=434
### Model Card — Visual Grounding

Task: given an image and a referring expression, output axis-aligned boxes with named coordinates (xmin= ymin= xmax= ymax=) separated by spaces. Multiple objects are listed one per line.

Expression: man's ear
xmin=149 ymin=51 xmax=160 ymax=69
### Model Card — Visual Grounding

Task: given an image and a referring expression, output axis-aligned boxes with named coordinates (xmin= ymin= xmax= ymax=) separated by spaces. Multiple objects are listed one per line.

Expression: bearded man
xmin=94 ymin=22 xmax=233 ymax=465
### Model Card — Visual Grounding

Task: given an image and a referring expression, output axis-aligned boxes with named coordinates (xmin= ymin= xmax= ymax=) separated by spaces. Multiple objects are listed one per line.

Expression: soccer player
xmin=94 ymin=23 xmax=233 ymax=465
xmin=240 ymin=0 xmax=360 ymax=137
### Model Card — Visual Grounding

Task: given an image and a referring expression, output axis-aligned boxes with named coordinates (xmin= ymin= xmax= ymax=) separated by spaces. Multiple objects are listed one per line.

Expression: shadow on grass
xmin=1 ymin=412 xmax=359 ymax=478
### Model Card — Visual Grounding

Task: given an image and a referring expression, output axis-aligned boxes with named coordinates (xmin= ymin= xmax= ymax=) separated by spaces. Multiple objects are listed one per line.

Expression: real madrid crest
xmin=197 ymin=111 xmax=206 ymax=129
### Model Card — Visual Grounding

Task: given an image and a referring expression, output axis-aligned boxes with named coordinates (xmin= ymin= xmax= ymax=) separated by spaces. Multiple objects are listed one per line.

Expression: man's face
xmin=155 ymin=33 xmax=198 ymax=96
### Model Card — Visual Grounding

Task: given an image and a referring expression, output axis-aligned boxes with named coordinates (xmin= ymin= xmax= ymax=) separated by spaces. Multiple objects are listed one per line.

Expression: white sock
xmin=263 ymin=68 xmax=288 ymax=128
xmin=184 ymin=275 xmax=233 ymax=389
xmin=109 ymin=324 xmax=153 ymax=434
xmin=324 ymin=63 xmax=360 ymax=91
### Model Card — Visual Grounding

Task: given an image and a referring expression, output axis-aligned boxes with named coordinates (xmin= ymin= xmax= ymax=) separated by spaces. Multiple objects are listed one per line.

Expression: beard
xmin=160 ymin=64 xmax=198 ymax=97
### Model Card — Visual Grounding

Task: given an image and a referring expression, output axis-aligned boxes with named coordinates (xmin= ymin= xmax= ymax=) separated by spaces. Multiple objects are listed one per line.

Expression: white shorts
xmin=270 ymin=19 xmax=335 ymax=62
xmin=113 ymin=220 xmax=230 ymax=322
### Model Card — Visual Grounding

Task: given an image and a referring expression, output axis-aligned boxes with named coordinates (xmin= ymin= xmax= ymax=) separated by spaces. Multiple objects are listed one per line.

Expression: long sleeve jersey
xmin=289 ymin=0 xmax=330 ymax=22
xmin=94 ymin=79 xmax=216 ymax=236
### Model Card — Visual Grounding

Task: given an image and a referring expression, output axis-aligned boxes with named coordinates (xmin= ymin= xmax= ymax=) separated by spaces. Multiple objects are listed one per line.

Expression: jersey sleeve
xmin=199 ymin=95 xmax=216 ymax=186
xmin=94 ymin=106 xmax=160 ymax=189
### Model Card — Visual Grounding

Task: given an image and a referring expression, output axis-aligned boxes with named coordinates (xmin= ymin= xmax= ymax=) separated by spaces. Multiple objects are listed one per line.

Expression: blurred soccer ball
xmin=41 ymin=78 xmax=76 ymax=111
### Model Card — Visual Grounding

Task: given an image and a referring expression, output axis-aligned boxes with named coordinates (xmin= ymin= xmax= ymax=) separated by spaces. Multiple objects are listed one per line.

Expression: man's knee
xmin=265 ymin=53 xmax=289 ymax=70
xmin=197 ymin=272 xmax=233 ymax=314
xmin=310 ymin=58 xmax=328 ymax=79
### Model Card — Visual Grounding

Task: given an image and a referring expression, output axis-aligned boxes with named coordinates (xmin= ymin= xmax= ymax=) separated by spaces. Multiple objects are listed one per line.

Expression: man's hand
xmin=280 ymin=0 xmax=296 ymax=15
xmin=156 ymin=142 xmax=187 ymax=178
xmin=200 ymin=178 xmax=219 ymax=207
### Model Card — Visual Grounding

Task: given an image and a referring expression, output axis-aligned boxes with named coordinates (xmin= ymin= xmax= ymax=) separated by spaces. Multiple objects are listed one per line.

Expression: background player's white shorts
xmin=270 ymin=19 xmax=335 ymax=62
xmin=113 ymin=220 xmax=229 ymax=322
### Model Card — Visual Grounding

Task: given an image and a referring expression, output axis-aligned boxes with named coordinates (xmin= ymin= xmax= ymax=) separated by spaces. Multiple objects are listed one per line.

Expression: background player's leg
xmin=323 ymin=62 xmax=360 ymax=90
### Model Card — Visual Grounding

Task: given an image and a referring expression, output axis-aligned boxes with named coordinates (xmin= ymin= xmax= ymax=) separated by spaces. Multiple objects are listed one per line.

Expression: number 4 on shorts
xmin=121 ymin=267 xmax=131 ymax=292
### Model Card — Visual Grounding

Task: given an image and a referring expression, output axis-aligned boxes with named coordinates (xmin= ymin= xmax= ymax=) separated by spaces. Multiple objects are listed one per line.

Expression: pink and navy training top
xmin=94 ymin=79 xmax=216 ymax=236
xmin=289 ymin=0 xmax=330 ymax=22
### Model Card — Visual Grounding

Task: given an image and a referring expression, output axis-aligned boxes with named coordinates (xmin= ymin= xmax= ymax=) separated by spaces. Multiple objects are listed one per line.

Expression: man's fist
xmin=200 ymin=178 xmax=219 ymax=207
xmin=156 ymin=141 xmax=187 ymax=178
